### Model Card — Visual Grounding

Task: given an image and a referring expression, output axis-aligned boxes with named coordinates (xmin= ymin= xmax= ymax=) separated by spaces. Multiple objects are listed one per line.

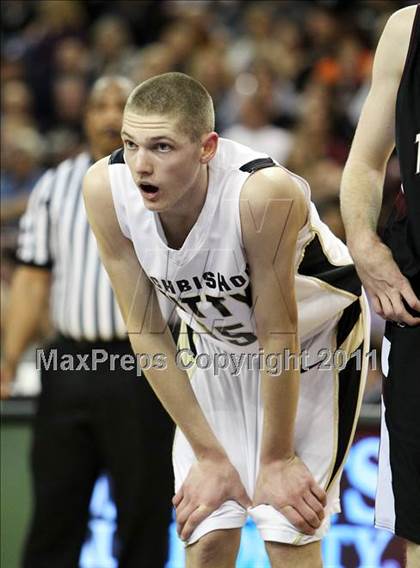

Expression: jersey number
xmin=214 ymin=323 xmax=257 ymax=347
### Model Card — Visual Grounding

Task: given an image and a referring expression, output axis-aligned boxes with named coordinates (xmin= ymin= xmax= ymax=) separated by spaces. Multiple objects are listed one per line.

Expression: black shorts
xmin=375 ymin=321 xmax=420 ymax=544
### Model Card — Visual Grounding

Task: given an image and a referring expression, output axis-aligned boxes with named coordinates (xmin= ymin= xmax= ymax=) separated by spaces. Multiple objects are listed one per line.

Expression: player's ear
xmin=200 ymin=132 xmax=218 ymax=164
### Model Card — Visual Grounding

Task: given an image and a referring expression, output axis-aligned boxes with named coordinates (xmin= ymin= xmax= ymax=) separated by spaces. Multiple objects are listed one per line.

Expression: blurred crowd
xmin=1 ymin=0 xmax=411 ymax=399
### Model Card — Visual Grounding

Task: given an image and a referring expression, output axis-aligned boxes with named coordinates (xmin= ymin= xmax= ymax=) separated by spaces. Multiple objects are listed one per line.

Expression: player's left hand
xmin=253 ymin=455 xmax=327 ymax=535
xmin=0 ymin=363 xmax=15 ymax=399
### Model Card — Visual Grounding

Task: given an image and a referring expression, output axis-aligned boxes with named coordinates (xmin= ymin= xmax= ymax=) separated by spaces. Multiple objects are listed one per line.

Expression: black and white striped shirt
xmin=17 ymin=152 xmax=126 ymax=341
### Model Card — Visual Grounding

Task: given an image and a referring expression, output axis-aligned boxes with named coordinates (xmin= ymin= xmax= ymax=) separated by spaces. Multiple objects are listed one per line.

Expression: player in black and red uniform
xmin=341 ymin=6 xmax=420 ymax=567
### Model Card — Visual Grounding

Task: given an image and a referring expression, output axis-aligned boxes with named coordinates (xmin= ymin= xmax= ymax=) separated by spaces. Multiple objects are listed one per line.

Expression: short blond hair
xmin=125 ymin=72 xmax=215 ymax=141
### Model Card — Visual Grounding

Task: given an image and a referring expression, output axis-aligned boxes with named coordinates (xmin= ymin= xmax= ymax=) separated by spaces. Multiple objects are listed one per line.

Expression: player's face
xmin=85 ymin=85 xmax=127 ymax=157
xmin=121 ymin=111 xmax=209 ymax=212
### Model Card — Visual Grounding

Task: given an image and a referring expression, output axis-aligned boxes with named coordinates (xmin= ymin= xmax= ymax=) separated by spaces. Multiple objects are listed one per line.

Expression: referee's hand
xmin=0 ymin=363 xmax=15 ymax=399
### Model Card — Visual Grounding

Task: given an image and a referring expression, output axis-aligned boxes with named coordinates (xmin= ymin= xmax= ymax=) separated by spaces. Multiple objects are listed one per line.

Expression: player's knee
xmin=187 ymin=529 xmax=240 ymax=568
xmin=265 ymin=540 xmax=322 ymax=568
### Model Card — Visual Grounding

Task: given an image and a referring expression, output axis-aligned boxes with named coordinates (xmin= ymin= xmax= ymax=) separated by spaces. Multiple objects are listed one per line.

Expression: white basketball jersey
xmin=108 ymin=138 xmax=360 ymax=352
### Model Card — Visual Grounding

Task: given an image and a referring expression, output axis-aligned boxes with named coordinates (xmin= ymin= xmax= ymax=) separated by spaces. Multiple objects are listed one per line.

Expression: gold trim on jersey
xmin=324 ymin=296 xmax=369 ymax=492
xmin=293 ymin=296 xmax=369 ymax=545
xmin=297 ymin=227 xmax=360 ymax=302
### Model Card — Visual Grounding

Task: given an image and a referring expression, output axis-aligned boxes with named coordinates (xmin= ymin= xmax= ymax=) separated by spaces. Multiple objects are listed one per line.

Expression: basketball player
xmin=84 ymin=72 xmax=369 ymax=568
xmin=340 ymin=6 xmax=419 ymax=567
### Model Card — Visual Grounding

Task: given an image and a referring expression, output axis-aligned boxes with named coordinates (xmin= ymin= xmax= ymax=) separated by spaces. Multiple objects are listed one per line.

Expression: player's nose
xmin=134 ymin=148 xmax=153 ymax=176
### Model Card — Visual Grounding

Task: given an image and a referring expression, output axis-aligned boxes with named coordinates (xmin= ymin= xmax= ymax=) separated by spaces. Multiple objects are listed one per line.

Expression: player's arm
xmin=83 ymin=158 xmax=251 ymax=540
xmin=340 ymin=6 xmax=420 ymax=325
xmin=240 ymin=167 xmax=326 ymax=536
xmin=83 ymin=158 xmax=228 ymax=456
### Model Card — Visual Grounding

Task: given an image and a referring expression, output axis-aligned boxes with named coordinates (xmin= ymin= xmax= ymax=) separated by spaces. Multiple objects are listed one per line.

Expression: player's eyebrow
xmin=148 ymin=136 xmax=176 ymax=143
xmin=120 ymin=131 xmax=176 ymax=144
xmin=120 ymin=130 xmax=135 ymax=139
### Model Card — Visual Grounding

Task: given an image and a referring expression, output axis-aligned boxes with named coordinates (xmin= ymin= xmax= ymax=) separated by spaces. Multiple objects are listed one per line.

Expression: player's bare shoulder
xmin=380 ymin=5 xmax=417 ymax=76
xmin=83 ymin=155 xmax=120 ymax=231
xmin=388 ymin=5 xmax=417 ymax=33
xmin=82 ymin=155 xmax=124 ymax=254
xmin=83 ymin=156 xmax=111 ymax=207
xmin=240 ymin=166 xmax=307 ymax=230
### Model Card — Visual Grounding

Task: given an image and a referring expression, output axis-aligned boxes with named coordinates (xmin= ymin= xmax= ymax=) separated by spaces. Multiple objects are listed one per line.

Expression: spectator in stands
xmin=223 ymin=92 xmax=293 ymax=163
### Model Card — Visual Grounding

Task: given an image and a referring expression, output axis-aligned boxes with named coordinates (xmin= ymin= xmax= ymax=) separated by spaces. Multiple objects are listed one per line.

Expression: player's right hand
xmin=172 ymin=456 xmax=251 ymax=541
xmin=0 ymin=363 xmax=15 ymax=399
xmin=351 ymin=237 xmax=420 ymax=326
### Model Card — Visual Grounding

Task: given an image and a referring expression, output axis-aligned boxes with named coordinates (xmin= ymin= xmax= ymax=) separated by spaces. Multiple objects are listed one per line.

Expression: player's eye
xmin=124 ymin=140 xmax=137 ymax=150
xmin=156 ymin=143 xmax=172 ymax=153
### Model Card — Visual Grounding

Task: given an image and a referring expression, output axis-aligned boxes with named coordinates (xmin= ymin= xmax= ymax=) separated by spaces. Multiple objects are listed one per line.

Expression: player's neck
xmin=159 ymin=165 xmax=209 ymax=250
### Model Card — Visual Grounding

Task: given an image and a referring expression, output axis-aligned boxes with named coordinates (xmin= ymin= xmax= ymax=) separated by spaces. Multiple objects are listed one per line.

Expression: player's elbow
xmin=256 ymin=315 xmax=299 ymax=353
xmin=259 ymin=333 xmax=300 ymax=357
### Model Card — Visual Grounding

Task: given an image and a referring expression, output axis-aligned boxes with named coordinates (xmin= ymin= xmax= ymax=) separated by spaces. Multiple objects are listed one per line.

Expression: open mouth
xmin=139 ymin=183 xmax=160 ymax=198
xmin=139 ymin=183 xmax=159 ymax=200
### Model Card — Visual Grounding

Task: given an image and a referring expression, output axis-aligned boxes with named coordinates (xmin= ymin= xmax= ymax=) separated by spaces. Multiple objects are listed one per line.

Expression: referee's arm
xmin=1 ymin=171 xmax=53 ymax=398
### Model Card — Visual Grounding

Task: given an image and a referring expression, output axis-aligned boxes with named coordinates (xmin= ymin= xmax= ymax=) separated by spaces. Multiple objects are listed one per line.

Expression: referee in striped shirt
xmin=2 ymin=76 xmax=174 ymax=567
